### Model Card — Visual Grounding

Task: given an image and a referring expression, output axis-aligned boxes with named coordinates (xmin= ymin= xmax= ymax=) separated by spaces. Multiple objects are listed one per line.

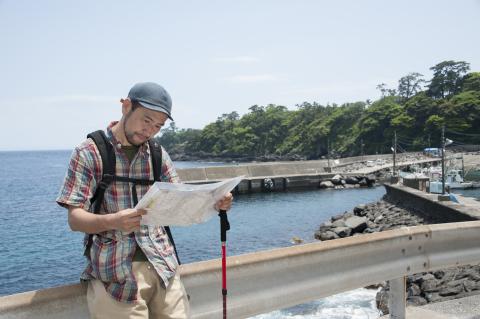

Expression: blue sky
xmin=1 ymin=0 xmax=479 ymax=150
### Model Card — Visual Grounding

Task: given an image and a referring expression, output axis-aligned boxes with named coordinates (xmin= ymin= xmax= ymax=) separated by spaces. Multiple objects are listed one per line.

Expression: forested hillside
xmin=158 ymin=60 xmax=480 ymax=161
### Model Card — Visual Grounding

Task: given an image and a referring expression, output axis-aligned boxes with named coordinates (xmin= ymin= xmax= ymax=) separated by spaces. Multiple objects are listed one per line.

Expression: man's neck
xmin=111 ymin=120 xmax=131 ymax=146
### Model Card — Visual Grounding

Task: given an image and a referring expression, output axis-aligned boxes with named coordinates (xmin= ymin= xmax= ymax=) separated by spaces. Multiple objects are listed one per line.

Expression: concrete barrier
xmin=3 ymin=221 xmax=480 ymax=319
xmin=385 ymin=184 xmax=480 ymax=223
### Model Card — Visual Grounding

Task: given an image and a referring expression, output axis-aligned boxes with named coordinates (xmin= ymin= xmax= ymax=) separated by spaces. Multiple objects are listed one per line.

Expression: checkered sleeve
xmin=56 ymin=143 xmax=98 ymax=210
xmin=160 ymin=147 xmax=180 ymax=183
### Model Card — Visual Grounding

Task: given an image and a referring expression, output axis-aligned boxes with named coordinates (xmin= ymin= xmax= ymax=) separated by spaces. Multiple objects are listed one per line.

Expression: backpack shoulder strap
xmin=87 ymin=130 xmax=116 ymax=213
xmin=148 ymin=139 xmax=181 ymax=264
xmin=148 ymin=138 xmax=163 ymax=182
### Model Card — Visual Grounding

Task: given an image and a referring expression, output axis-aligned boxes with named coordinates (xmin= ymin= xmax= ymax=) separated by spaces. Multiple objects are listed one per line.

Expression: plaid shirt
xmin=56 ymin=122 xmax=180 ymax=303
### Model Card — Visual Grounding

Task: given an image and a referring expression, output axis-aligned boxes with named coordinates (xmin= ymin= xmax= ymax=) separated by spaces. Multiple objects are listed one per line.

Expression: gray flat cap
xmin=128 ymin=82 xmax=173 ymax=120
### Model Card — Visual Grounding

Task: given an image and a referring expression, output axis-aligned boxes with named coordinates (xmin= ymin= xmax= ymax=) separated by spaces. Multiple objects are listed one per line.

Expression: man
xmin=56 ymin=82 xmax=233 ymax=319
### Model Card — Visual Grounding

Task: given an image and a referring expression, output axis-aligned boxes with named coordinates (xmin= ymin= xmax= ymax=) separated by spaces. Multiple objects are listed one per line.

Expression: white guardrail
xmin=2 ymin=221 xmax=480 ymax=319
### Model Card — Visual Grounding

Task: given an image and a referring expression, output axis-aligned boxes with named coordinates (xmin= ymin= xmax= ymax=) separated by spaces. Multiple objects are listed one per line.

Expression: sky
xmin=1 ymin=0 xmax=479 ymax=151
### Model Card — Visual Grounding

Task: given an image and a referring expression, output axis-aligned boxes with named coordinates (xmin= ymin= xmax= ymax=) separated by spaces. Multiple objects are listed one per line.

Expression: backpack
xmin=85 ymin=130 xmax=180 ymax=263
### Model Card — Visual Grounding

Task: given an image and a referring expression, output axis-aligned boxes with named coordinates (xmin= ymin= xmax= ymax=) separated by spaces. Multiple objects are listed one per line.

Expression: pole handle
xmin=219 ymin=210 xmax=230 ymax=242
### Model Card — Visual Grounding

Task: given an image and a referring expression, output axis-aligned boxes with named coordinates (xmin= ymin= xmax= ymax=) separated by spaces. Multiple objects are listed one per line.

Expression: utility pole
xmin=361 ymin=138 xmax=364 ymax=161
xmin=393 ymin=131 xmax=397 ymax=177
xmin=441 ymin=125 xmax=446 ymax=195
xmin=327 ymin=138 xmax=331 ymax=170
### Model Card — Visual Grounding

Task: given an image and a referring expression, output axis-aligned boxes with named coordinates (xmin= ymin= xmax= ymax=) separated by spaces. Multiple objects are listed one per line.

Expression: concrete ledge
xmin=384 ymin=184 xmax=480 ymax=222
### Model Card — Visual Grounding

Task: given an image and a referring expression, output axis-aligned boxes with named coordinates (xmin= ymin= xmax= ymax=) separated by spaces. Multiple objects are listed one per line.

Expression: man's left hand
xmin=215 ymin=193 xmax=233 ymax=212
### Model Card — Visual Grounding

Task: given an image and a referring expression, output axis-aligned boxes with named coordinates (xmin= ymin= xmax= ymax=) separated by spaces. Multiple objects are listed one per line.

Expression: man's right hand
xmin=108 ymin=208 xmax=147 ymax=233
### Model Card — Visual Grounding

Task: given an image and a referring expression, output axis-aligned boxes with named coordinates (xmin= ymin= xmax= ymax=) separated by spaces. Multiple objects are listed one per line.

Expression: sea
xmin=4 ymin=150 xmax=478 ymax=318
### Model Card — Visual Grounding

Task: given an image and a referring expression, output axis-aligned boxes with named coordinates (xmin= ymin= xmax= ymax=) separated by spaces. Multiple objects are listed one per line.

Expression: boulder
xmin=319 ymin=180 xmax=334 ymax=188
xmin=334 ymin=226 xmax=352 ymax=238
xmin=331 ymin=175 xmax=343 ymax=185
xmin=353 ymin=204 xmax=367 ymax=216
xmin=358 ymin=178 xmax=368 ymax=187
xmin=439 ymin=284 xmax=464 ymax=296
xmin=318 ymin=221 xmax=333 ymax=232
xmin=421 ymin=278 xmax=439 ymax=292
xmin=408 ymin=283 xmax=421 ymax=297
xmin=332 ymin=219 xmax=346 ymax=228
xmin=318 ymin=230 xmax=339 ymax=241
xmin=407 ymin=296 xmax=427 ymax=307
xmin=331 ymin=214 xmax=344 ymax=222
xmin=345 ymin=176 xmax=359 ymax=184
xmin=344 ymin=216 xmax=368 ymax=233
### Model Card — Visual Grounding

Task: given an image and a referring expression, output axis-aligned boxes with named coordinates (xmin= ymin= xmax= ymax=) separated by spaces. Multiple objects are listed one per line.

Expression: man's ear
xmin=121 ymin=98 xmax=132 ymax=115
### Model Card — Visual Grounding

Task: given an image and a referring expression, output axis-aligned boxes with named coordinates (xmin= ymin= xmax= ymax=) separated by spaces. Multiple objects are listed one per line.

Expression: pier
xmin=178 ymin=153 xmax=442 ymax=193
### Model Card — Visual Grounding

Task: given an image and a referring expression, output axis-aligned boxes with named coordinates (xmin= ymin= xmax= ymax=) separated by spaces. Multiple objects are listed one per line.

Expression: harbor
xmin=2 ymin=150 xmax=480 ymax=318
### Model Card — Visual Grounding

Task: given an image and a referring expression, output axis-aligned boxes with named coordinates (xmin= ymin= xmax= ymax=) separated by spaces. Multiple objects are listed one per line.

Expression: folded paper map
xmin=136 ymin=176 xmax=243 ymax=226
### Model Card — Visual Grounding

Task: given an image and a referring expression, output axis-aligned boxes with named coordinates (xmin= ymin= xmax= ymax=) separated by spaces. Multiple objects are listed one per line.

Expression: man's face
xmin=123 ymin=104 xmax=168 ymax=146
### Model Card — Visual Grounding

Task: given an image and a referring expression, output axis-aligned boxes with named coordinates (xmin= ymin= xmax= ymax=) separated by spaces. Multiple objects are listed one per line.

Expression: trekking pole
xmin=219 ymin=209 xmax=230 ymax=319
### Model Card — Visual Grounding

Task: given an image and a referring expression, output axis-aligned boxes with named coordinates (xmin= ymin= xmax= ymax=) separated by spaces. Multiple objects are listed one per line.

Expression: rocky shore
xmin=318 ymin=174 xmax=377 ymax=189
xmin=314 ymin=198 xmax=480 ymax=315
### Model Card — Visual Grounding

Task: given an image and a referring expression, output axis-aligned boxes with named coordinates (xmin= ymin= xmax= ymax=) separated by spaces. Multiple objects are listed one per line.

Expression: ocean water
xmin=0 ymin=150 xmax=387 ymax=318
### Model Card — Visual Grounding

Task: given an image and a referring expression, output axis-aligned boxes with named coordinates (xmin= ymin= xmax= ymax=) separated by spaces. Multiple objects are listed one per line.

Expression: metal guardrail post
xmin=388 ymin=276 xmax=406 ymax=319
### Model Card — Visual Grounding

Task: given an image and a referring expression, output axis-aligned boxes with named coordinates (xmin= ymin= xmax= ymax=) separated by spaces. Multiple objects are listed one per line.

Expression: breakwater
xmin=177 ymin=154 xmax=440 ymax=193
xmin=314 ymin=183 xmax=480 ymax=314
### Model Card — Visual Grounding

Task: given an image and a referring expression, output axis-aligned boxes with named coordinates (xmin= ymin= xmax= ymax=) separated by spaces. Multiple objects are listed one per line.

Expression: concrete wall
xmin=384 ymin=184 xmax=480 ymax=223
xmin=177 ymin=152 xmax=433 ymax=183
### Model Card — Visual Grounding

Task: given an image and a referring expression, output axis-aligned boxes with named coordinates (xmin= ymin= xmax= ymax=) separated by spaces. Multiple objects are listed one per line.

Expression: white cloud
xmin=226 ymin=74 xmax=281 ymax=83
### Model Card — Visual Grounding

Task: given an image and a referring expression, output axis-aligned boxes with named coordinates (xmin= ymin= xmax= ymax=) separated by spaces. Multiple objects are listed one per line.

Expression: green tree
xmin=461 ymin=72 xmax=480 ymax=92
xmin=427 ymin=60 xmax=470 ymax=99
xmin=398 ymin=72 xmax=425 ymax=100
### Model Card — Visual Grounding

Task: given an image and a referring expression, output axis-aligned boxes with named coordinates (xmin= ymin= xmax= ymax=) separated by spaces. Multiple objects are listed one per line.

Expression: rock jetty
xmin=319 ymin=174 xmax=377 ymax=190
xmin=314 ymin=199 xmax=480 ymax=314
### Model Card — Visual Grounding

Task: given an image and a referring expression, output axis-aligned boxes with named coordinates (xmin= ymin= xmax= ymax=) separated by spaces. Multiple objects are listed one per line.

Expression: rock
xmin=331 ymin=174 xmax=343 ymax=184
xmin=439 ymin=284 xmax=464 ymax=296
xmin=345 ymin=176 xmax=359 ymax=184
xmin=291 ymin=236 xmax=303 ymax=244
xmin=353 ymin=204 xmax=367 ymax=216
xmin=334 ymin=226 xmax=352 ymax=238
xmin=344 ymin=216 xmax=368 ymax=233
xmin=375 ymin=289 xmax=389 ymax=315
xmin=408 ymin=283 xmax=421 ymax=297
xmin=433 ymin=270 xmax=445 ymax=279
xmin=331 ymin=214 xmax=344 ymax=222
xmin=365 ymin=282 xmax=384 ymax=289
xmin=407 ymin=296 xmax=427 ymax=307
xmin=358 ymin=178 xmax=368 ymax=186
xmin=425 ymin=292 xmax=442 ymax=303
xmin=332 ymin=219 xmax=346 ymax=227
xmin=366 ymin=221 xmax=377 ymax=229
xmin=318 ymin=221 xmax=333 ymax=232
xmin=420 ymin=278 xmax=439 ymax=292
xmin=374 ymin=215 xmax=384 ymax=224
xmin=319 ymin=180 xmax=334 ymax=188
xmin=319 ymin=231 xmax=339 ymax=241
xmin=464 ymin=280 xmax=477 ymax=292
xmin=344 ymin=211 xmax=354 ymax=218
xmin=420 ymin=273 xmax=436 ymax=282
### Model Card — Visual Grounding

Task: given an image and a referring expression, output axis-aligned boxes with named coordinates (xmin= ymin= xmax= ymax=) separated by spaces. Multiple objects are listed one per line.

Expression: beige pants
xmin=87 ymin=262 xmax=190 ymax=319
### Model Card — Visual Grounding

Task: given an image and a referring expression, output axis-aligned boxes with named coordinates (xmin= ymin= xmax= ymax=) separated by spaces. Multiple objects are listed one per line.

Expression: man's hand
xmin=108 ymin=208 xmax=147 ymax=233
xmin=215 ymin=193 xmax=233 ymax=212
xmin=68 ymin=206 xmax=147 ymax=234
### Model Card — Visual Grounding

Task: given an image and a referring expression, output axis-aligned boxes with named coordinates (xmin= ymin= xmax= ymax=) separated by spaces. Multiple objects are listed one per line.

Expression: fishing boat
xmin=429 ymin=169 xmax=474 ymax=193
